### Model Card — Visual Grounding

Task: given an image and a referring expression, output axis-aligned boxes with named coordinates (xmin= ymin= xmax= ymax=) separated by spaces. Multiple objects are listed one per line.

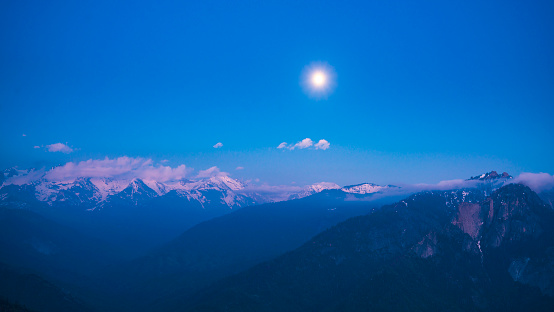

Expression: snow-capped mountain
xmin=288 ymin=182 xmax=340 ymax=200
xmin=1 ymin=170 xmax=359 ymax=211
xmin=0 ymin=175 xmax=254 ymax=211
xmin=465 ymin=170 xmax=514 ymax=197
xmin=1 ymin=168 xmax=522 ymax=212
xmin=0 ymin=165 xmax=411 ymax=213
xmin=341 ymin=183 xmax=395 ymax=194
xmin=287 ymin=182 xmax=401 ymax=200
xmin=468 ymin=170 xmax=513 ymax=181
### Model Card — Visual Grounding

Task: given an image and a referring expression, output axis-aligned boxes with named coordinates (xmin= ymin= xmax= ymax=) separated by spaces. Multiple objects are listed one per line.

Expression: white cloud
xmin=292 ymin=138 xmax=313 ymax=150
xmin=513 ymin=172 xmax=554 ymax=193
xmin=46 ymin=143 xmax=73 ymax=154
xmin=409 ymin=179 xmax=480 ymax=192
xmin=236 ymin=166 xmax=244 ymax=170
xmin=213 ymin=142 xmax=223 ymax=148
xmin=4 ymin=169 xmax=46 ymax=185
xmin=278 ymin=138 xmax=330 ymax=150
xmin=44 ymin=157 xmax=189 ymax=182
xmin=314 ymin=139 xmax=330 ymax=150
xmin=197 ymin=166 xmax=229 ymax=178
xmin=22 ymin=134 xmax=27 ymax=137
xmin=33 ymin=146 xmax=41 ymax=149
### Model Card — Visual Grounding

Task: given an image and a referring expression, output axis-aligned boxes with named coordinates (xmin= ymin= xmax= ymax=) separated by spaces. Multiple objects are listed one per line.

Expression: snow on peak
xmin=290 ymin=182 xmax=340 ymax=199
xmin=341 ymin=183 xmax=388 ymax=194
xmin=34 ymin=177 xmax=102 ymax=203
xmin=307 ymin=182 xmax=341 ymax=193
xmin=183 ymin=176 xmax=247 ymax=192
xmin=468 ymin=171 xmax=513 ymax=181
xmin=128 ymin=178 xmax=145 ymax=192
xmin=90 ymin=178 xmax=131 ymax=201
xmin=212 ymin=175 xmax=246 ymax=191
xmin=142 ymin=180 xmax=168 ymax=195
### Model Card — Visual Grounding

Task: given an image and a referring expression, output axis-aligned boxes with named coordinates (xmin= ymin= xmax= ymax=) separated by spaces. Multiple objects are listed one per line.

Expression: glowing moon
xmin=311 ymin=71 xmax=326 ymax=88
xmin=300 ymin=62 xmax=336 ymax=99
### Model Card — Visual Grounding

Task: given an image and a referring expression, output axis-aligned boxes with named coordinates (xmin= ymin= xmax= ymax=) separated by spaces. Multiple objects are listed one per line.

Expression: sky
xmin=1 ymin=0 xmax=553 ymax=186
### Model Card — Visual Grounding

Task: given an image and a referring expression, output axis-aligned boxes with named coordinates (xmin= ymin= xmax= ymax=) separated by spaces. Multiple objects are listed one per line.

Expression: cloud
xmin=3 ymin=168 xmax=46 ymax=186
xmin=292 ymin=138 xmax=314 ymax=150
xmin=277 ymin=138 xmax=330 ymax=150
xmin=236 ymin=166 xmax=244 ymax=170
xmin=512 ymin=172 xmax=554 ymax=193
xmin=22 ymin=134 xmax=27 ymax=137
xmin=44 ymin=157 xmax=189 ymax=182
xmin=46 ymin=143 xmax=73 ymax=154
xmin=314 ymin=139 xmax=330 ymax=150
xmin=391 ymin=173 xmax=554 ymax=196
xmin=33 ymin=146 xmax=41 ymax=149
xmin=213 ymin=142 xmax=223 ymax=148
xmin=197 ymin=166 xmax=229 ymax=178
xmin=239 ymin=183 xmax=303 ymax=202
xmin=408 ymin=179 xmax=480 ymax=192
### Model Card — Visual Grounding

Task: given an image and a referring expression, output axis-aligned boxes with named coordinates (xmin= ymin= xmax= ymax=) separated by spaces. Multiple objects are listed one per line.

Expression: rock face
xmin=184 ymin=184 xmax=554 ymax=312
xmin=453 ymin=202 xmax=484 ymax=240
xmin=468 ymin=170 xmax=513 ymax=181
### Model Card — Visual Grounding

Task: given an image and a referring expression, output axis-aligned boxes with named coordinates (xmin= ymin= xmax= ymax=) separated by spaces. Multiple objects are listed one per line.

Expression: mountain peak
xmin=209 ymin=175 xmax=246 ymax=191
xmin=468 ymin=171 xmax=512 ymax=181
xmin=341 ymin=183 xmax=393 ymax=194
xmin=117 ymin=178 xmax=158 ymax=201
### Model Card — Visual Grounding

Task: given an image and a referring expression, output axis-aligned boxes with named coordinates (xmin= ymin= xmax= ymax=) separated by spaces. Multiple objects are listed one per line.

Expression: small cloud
xmin=22 ymin=134 xmax=27 ymax=137
xmin=277 ymin=138 xmax=330 ymax=150
xmin=197 ymin=166 xmax=229 ymax=178
xmin=236 ymin=166 xmax=244 ymax=170
xmin=160 ymin=159 xmax=169 ymax=163
xmin=33 ymin=146 xmax=41 ymax=149
xmin=46 ymin=143 xmax=73 ymax=154
xmin=314 ymin=139 xmax=330 ymax=150
xmin=291 ymin=138 xmax=313 ymax=150
xmin=213 ymin=142 xmax=223 ymax=148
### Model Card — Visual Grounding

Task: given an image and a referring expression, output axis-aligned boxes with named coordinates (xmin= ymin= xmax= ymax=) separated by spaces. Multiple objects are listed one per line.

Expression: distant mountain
xmin=1 ymin=170 xmax=386 ymax=211
xmin=0 ymin=169 xmax=397 ymax=255
xmin=468 ymin=170 xmax=513 ymax=181
xmin=0 ymin=171 xmax=258 ymax=211
xmin=288 ymin=182 xmax=340 ymax=200
xmin=289 ymin=182 xmax=398 ymax=200
xmin=97 ymin=189 xmax=398 ymax=311
xmin=341 ymin=182 xmax=396 ymax=194
xmin=185 ymin=184 xmax=554 ymax=312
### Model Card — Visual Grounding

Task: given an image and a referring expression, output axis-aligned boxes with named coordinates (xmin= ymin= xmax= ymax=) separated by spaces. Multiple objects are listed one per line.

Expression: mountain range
xmin=0 ymin=168 xmax=403 ymax=209
xmin=1 ymin=169 xmax=553 ymax=311
xmin=0 ymin=169 xmax=400 ymax=255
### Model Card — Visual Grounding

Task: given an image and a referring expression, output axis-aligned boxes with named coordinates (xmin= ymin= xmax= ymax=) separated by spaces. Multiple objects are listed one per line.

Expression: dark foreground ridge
xmin=186 ymin=184 xmax=554 ymax=312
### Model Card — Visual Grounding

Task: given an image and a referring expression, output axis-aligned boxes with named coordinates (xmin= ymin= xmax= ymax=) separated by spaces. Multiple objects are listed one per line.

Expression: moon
xmin=311 ymin=71 xmax=327 ymax=88
xmin=300 ymin=62 xmax=336 ymax=99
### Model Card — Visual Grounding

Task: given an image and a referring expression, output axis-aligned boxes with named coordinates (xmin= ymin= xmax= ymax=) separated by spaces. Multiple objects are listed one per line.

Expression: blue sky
xmin=1 ymin=0 xmax=553 ymax=186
